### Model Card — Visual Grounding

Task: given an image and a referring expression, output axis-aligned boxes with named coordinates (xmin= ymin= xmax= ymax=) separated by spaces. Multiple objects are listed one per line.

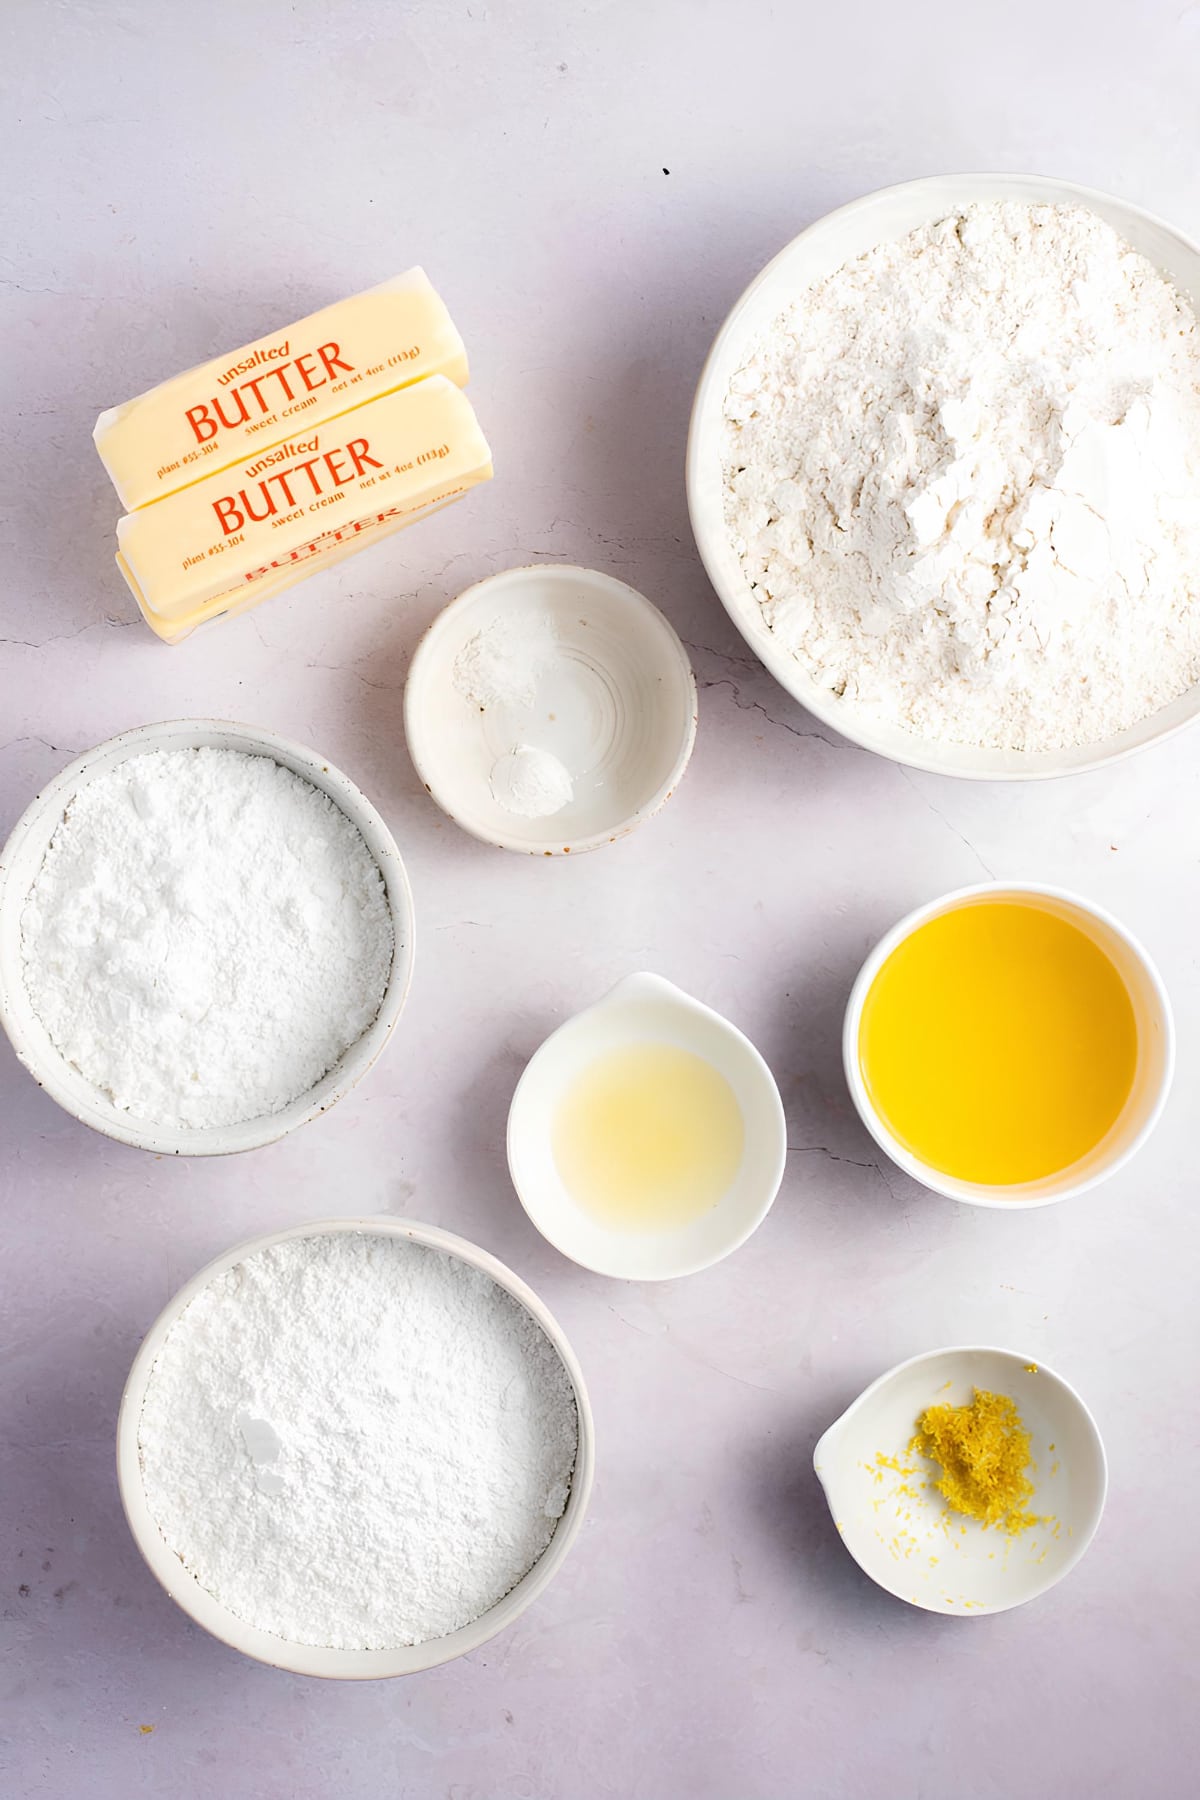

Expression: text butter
xmin=116 ymin=375 xmax=492 ymax=642
xmin=94 ymin=269 xmax=468 ymax=510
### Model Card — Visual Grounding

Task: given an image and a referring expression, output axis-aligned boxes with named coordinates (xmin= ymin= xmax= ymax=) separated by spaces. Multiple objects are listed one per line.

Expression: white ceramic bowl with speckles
xmin=116 ymin=1216 xmax=595 ymax=1678
xmin=814 ymin=1346 xmax=1107 ymax=1615
xmin=0 ymin=718 xmax=415 ymax=1156
xmin=404 ymin=564 xmax=698 ymax=854
xmin=687 ymin=171 xmax=1200 ymax=779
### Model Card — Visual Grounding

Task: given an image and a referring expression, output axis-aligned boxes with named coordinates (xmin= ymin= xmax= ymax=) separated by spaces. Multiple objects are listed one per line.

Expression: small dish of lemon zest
xmin=910 ymin=1387 xmax=1050 ymax=1537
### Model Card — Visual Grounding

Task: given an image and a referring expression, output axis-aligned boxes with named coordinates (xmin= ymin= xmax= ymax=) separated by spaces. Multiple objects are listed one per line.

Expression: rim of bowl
xmin=686 ymin=170 xmax=1200 ymax=781
xmin=115 ymin=1214 xmax=595 ymax=1679
xmin=813 ymin=1343 xmax=1109 ymax=1614
xmin=0 ymin=718 xmax=416 ymax=1156
xmin=841 ymin=881 xmax=1176 ymax=1208
xmin=506 ymin=971 xmax=788 ymax=1280
xmin=402 ymin=563 xmax=699 ymax=855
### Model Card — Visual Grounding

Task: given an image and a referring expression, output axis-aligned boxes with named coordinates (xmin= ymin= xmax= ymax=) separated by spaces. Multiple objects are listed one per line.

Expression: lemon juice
xmin=552 ymin=1042 xmax=744 ymax=1230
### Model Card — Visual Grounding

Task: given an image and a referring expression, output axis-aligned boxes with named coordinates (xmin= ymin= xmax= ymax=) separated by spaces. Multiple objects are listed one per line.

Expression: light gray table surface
xmin=2 ymin=2 xmax=1198 ymax=1795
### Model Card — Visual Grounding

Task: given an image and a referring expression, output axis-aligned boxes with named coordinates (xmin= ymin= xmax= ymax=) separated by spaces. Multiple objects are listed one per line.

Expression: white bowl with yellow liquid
xmin=507 ymin=972 xmax=787 ymax=1279
xmin=843 ymin=883 xmax=1174 ymax=1208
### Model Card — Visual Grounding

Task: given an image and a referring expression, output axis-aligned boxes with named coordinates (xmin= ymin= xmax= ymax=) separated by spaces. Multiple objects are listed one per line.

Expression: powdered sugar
xmin=20 ymin=747 xmax=393 ymax=1129
xmin=137 ymin=1231 xmax=579 ymax=1649
xmin=723 ymin=202 xmax=1200 ymax=751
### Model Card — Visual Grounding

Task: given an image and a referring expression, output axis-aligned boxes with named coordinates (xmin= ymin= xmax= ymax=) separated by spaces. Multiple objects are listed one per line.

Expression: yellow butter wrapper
xmin=116 ymin=375 xmax=491 ymax=638
xmin=95 ymin=269 xmax=468 ymax=510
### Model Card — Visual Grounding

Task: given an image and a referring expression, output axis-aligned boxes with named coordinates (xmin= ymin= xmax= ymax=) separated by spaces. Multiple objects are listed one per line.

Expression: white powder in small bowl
xmin=136 ymin=1231 xmax=579 ymax=1650
xmin=19 ymin=747 xmax=394 ymax=1130
xmin=489 ymin=744 xmax=574 ymax=818
xmin=452 ymin=612 xmax=559 ymax=711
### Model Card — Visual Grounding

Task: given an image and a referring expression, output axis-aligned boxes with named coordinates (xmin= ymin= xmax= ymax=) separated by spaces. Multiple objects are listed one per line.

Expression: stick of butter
xmin=116 ymin=375 xmax=492 ymax=641
xmin=95 ymin=269 xmax=468 ymax=510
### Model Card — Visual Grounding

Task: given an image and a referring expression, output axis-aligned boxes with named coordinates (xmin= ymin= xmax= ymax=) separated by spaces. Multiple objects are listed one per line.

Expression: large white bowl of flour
xmin=117 ymin=1217 xmax=594 ymax=1678
xmin=0 ymin=719 xmax=414 ymax=1153
xmin=688 ymin=173 xmax=1200 ymax=778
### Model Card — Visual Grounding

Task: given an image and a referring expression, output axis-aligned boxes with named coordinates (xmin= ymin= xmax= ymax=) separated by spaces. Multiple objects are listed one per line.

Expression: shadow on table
xmin=0 ymin=1268 xmax=225 ymax=1684
xmin=404 ymin=1021 xmax=569 ymax=1276
xmin=747 ymin=1389 xmax=964 ymax=1644
xmin=763 ymin=939 xmax=928 ymax=1225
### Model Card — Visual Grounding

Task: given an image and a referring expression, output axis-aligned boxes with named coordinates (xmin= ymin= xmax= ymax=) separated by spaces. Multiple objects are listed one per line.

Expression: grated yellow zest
xmin=911 ymin=1387 xmax=1042 ymax=1536
xmin=873 ymin=1452 xmax=916 ymax=1477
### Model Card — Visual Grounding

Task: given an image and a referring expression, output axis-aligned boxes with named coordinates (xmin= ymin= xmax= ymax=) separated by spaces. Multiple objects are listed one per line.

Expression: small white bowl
xmin=403 ymin=565 xmax=698 ymax=855
xmin=814 ymin=1346 xmax=1107 ymax=1615
xmin=507 ymin=972 xmax=787 ymax=1279
xmin=842 ymin=882 xmax=1174 ymax=1208
xmin=687 ymin=172 xmax=1200 ymax=779
xmin=116 ymin=1215 xmax=595 ymax=1678
xmin=0 ymin=719 xmax=415 ymax=1156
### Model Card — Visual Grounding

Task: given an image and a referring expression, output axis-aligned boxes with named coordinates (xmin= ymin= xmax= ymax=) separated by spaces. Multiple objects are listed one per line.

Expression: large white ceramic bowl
xmin=842 ymin=882 xmax=1174 ymax=1208
xmin=404 ymin=565 xmax=697 ymax=855
xmin=687 ymin=172 xmax=1200 ymax=779
xmin=116 ymin=1216 xmax=595 ymax=1678
xmin=814 ymin=1346 xmax=1107 ymax=1615
xmin=0 ymin=719 xmax=415 ymax=1155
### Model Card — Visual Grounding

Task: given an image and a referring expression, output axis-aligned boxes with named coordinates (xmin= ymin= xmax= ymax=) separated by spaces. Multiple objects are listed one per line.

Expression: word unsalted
xmin=116 ymin=377 xmax=492 ymax=642
xmin=94 ymin=269 xmax=468 ymax=510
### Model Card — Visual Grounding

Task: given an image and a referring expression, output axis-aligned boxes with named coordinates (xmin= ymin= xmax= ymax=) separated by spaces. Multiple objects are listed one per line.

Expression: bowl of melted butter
xmin=843 ymin=882 xmax=1174 ymax=1207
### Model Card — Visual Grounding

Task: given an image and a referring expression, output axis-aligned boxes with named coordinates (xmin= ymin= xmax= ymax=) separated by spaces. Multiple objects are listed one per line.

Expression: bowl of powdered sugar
xmin=688 ymin=173 xmax=1200 ymax=777
xmin=117 ymin=1218 xmax=592 ymax=1676
xmin=0 ymin=719 xmax=414 ymax=1153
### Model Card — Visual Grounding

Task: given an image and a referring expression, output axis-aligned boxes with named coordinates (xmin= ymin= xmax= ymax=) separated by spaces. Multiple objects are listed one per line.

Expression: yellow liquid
xmin=859 ymin=899 xmax=1138 ymax=1184
xmin=552 ymin=1042 xmax=745 ymax=1231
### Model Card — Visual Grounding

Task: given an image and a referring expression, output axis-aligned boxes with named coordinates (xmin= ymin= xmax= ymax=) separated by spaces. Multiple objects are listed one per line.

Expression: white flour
xmin=137 ymin=1232 xmax=578 ymax=1649
xmin=489 ymin=745 xmax=574 ymax=818
xmin=723 ymin=202 xmax=1200 ymax=751
xmin=453 ymin=613 xmax=559 ymax=710
xmin=20 ymin=748 xmax=393 ymax=1129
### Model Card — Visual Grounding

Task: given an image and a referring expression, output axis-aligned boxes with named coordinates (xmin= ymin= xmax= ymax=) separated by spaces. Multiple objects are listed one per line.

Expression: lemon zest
xmin=911 ymin=1387 xmax=1047 ymax=1537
